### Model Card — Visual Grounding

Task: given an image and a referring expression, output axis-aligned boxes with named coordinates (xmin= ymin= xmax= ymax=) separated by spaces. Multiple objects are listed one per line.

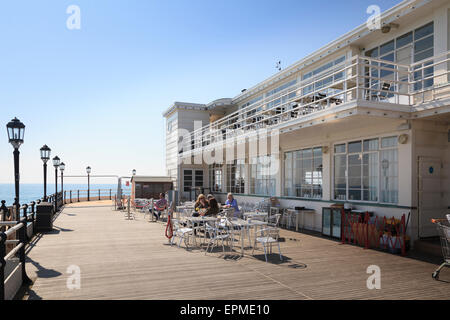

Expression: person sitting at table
xmin=224 ymin=193 xmax=240 ymax=217
xmin=193 ymin=194 xmax=209 ymax=217
xmin=153 ymin=193 xmax=168 ymax=221
xmin=206 ymin=194 xmax=219 ymax=217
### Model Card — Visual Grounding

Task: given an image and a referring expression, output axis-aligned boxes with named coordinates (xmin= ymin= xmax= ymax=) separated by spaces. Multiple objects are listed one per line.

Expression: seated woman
xmin=224 ymin=193 xmax=240 ymax=218
xmin=193 ymin=194 xmax=209 ymax=217
xmin=206 ymin=194 xmax=219 ymax=217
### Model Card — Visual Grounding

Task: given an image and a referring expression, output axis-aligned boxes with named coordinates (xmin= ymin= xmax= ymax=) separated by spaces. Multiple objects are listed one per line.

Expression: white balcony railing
xmin=181 ymin=51 xmax=450 ymax=154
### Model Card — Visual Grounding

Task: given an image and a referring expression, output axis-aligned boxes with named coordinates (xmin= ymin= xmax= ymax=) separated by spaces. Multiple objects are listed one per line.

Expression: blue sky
xmin=0 ymin=0 xmax=401 ymax=184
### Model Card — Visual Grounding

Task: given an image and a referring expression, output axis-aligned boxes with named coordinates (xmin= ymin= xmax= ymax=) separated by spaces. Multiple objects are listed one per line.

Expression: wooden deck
xmin=24 ymin=201 xmax=449 ymax=300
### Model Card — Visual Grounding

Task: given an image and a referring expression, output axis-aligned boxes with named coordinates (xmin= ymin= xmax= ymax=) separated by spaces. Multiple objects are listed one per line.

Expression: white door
xmin=418 ymin=157 xmax=445 ymax=238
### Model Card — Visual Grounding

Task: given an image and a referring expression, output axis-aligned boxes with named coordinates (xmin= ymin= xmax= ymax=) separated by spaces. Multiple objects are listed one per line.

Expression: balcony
xmin=182 ymin=51 xmax=450 ymax=156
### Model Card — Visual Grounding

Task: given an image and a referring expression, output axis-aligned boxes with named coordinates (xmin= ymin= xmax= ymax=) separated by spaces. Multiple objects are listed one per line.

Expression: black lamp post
xmin=6 ymin=117 xmax=25 ymax=221
xmin=132 ymin=169 xmax=136 ymax=176
xmin=60 ymin=162 xmax=65 ymax=205
xmin=86 ymin=166 xmax=91 ymax=201
xmin=40 ymin=145 xmax=51 ymax=201
xmin=52 ymin=156 xmax=60 ymax=211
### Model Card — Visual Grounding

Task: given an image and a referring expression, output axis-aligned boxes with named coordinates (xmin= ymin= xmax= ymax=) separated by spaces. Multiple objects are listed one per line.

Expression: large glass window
xmin=250 ymin=155 xmax=276 ymax=196
xmin=302 ymin=56 xmax=346 ymax=97
xmin=209 ymin=164 xmax=223 ymax=192
xmin=365 ymin=22 xmax=434 ymax=94
xmin=284 ymin=147 xmax=322 ymax=199
xmin=226 ymin=159 xmax=245 ymax=194
xmin=333 ymin=137 xmax=398 ymax=204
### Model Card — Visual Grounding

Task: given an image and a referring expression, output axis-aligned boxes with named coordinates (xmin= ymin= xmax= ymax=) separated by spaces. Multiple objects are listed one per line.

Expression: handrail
xmin=0 ymin=217 xmax=31 ymax=300
xmin=0 ymin=188 xmax=123 ymax=300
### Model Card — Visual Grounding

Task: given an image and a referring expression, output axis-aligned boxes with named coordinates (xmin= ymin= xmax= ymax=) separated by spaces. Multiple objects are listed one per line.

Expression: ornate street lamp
xmin=60 ymin=162 xmax=65 ymax=205
xmin=53 ymin=156 xmax=60 ymax=211
xmin=6 ymin=117 xmax=25 ymax=221
xmin=40 ymin=145 xmax=51 ymax=201
xmin=132 ymin=169 xmax=136 ymax=176
xmin=86 ymin=166 xmax=91 ymax=201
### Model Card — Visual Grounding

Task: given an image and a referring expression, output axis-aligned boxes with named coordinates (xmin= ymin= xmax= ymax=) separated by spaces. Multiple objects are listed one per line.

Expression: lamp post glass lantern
xmin=60 ymin=162 xmax=65 ymax=205
xmin=40 ymin=145 xmax=51 ymax=201
xmin=132 ymin=169 xmax=136 ymax=176
xmin=6 ymin=117 xmax=25 ymax=220
xmin=53 ymin=156 xmax=60 ymax=211
xmin=86 ymin=166 xmax=91 ymax=201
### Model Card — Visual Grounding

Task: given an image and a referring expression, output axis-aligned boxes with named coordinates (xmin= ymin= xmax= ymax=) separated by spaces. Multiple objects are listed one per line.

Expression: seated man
xmin=153 ymin=193 xmax=168 ymax=221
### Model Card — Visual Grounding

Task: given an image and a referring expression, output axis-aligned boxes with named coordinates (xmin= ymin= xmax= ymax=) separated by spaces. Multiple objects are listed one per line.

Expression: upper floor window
xmin=240 ymin=95 xmax=263 ymax=110
xmin=266 ymin=79 xmax=297 ymax=98
xmin=302 ymin=56 xmax=346 ymax=81
xmin=365 ymin=22 xmax=434 ymax=91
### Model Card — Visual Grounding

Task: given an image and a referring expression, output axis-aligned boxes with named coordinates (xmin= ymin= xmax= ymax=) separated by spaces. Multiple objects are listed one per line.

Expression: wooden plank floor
xmin=24 ymin=201 xmax=449 ymax=300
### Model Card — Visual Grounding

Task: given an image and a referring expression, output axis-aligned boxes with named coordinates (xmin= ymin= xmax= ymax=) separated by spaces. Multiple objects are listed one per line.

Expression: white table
xmin=185 ymin=216 xmax=217 ymax=246
xmin=229 ymin=218 xmax=268 ymax=256
xmin=243 ymin=212 xmax=268 ymax=221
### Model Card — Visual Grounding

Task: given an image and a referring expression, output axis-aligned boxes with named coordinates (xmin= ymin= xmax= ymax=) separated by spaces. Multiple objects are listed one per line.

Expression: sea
xmin=0 ymin=183 xmax=132 ymax=206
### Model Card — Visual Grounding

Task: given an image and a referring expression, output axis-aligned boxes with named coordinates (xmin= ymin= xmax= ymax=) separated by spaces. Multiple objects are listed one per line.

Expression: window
xmin=302 ymin=56 xmax=346 ymax=97
xmin=183 ymin=170 xmax=193 ymax=192
xmin=250 ymin=155 xmax=276 ymax=196
xmin=284 ymin=147 xmax=322 ymax=199
xmin=226 ymin=159 xmax=245 ymax=194
xmin=209 ymin=164 xmax=223 ymax=192
xmin=333 ymin=137 xmax=398 ymax=204
xmin=380 ymin=137 xmax=399 ymax=204
xmin=266 ymin=79 xmax=297 ymax=98
xmin=240 ymin=95 xmax=263 ymax=110
xmin=184 ymin=169 xmax=203 ymax=193
xmin=195 ymin=170 xmax=203 ymax=188
xmin=365 ymin=22 xmax=434 ymax=93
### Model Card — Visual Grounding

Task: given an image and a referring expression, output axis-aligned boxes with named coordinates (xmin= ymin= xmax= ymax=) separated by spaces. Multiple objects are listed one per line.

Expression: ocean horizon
xmin=0 ymin=183 xmax=131 ymax=206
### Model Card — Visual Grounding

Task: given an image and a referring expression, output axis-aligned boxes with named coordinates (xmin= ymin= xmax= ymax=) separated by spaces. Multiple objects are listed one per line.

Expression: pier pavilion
xmin=163 ymin=0 xmax=450 ymax=246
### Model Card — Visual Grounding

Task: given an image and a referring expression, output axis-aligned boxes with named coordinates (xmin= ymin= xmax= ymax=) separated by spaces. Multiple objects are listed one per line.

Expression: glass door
xmin=322 ymin=208 xmax=332 ymax=236
xmin=396 ymin=45 xmax=413 ymax=95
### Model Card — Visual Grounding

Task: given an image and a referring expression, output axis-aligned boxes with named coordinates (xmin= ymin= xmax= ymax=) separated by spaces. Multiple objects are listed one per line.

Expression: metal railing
xmin=0 ymin=188 xmax=121 ymax=300
xmin=181 ymin=51 xmax=450 ymax=155
xmin=62 ymin=189 xmax=116 ymax=204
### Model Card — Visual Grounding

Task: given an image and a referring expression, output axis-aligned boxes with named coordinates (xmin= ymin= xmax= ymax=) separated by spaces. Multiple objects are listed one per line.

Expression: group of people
xmin=193 ymin=193 xmax=240 ymax=218
xmin=149 ymin=192 xmax=240 ymax=220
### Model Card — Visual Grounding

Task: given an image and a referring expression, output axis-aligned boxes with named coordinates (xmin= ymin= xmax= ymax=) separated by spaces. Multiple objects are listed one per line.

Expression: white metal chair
xmin=267 ymin=213 xmax=281 ymax=228
xmin=252 ymin=226 xmax=283 ymax=262
xmin=204 ymin=219 xmax=231 ymax=255
xmin=171 ymin=219 xmax=194 ymax=249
